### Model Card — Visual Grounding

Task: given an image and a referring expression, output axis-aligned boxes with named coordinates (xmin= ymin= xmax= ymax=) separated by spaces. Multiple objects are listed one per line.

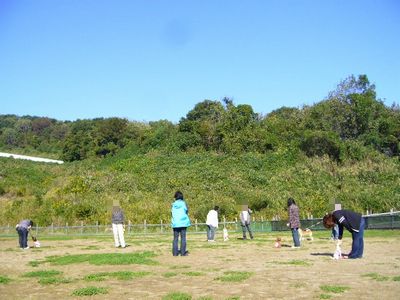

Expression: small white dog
xmin=223 ymin=228 xmax=229 ymax=241
xmin=332 ymin=243 xmax=342 ymax=260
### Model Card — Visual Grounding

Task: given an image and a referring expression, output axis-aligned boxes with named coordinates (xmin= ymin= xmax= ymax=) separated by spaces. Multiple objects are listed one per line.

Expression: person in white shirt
xmin=240 ymin=206 xmax=254 ymax=240
xmin=206 ymin=206 xmax=219 ymax=242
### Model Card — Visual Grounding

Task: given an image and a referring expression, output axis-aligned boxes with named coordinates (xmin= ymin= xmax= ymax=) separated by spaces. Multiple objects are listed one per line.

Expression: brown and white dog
xmin=274 ymin=237 xmax=282 ymax=248
xmin=299 ymin=228 xmax=313 ymax=241
xmin=223 ymin=228 xmax=229 ymax=241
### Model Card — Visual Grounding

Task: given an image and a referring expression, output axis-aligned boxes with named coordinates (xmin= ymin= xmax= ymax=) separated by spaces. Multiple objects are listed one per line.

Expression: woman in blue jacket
xmin=171 ymin=191 xmax=191 ymax=256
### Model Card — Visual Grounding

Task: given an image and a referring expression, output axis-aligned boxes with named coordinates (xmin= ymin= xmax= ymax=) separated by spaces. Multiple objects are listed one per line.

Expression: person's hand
xmin=286 ymin=223 xmax=290 ymax=227
xmin=336 ymin=239 xmax=342 ymax=246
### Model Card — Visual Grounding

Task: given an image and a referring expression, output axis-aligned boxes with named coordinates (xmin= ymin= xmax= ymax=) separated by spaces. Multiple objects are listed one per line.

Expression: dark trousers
xmin=241 ymin=223 xmax=253 ymax=239
xmin=172 ymin=227 xmax=187 ymax=256
xmin=17 ymin=227 xmax=28 ymax=248
xmin=349 ymin=218 xmax=365 ymax=259
xmin=291 ymin=228 xmax=301 ymax=247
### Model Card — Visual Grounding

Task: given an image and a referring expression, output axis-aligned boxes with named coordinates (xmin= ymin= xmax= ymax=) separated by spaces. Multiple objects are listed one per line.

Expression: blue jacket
xmin=171 ymin=199 xmax=191 ymax=228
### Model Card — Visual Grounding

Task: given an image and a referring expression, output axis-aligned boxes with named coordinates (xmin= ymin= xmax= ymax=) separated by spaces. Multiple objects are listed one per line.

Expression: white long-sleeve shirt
xmin=206 ymin=210 xmax=219 ymax=228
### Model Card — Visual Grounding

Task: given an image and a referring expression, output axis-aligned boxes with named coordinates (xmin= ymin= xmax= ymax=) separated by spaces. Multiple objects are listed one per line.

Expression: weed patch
xmin=163 ymin=272 xmax=178 ymax=278
xmin=84 ymin=271 xmax=151 ymax=281
xmin=38 ymin=277 xmax=72 ymax=285
xmin=45 ymin=251 xmax=158 ymax=265
xmin=162 ymin=291 xmax=192 ymax=300
xmin=320 ymin=285 xmax=350 ymax=294
xmin=22 ymin=270 xmax=62 ymax=278
xmin=393 ymin=276 xmax=400 ymax=281
xmin=362 ymin=272 xmax=390 ymax=281
xmin=72 ymin=286 xmax=108 ymax=296
xmin=0 ymin=275 xmax=11 ymax=284
xmin=270 ymin=260 xmax=312 ymax=266
xmin=183 ymin=271 xmax=204 ymax=277
xmin=215 ymin=271 xmax=253 ymax=282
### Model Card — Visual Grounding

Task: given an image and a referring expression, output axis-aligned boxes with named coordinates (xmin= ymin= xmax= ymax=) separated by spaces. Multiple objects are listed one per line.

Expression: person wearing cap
xmin=16 ymin=219 xmax=33 ymax=249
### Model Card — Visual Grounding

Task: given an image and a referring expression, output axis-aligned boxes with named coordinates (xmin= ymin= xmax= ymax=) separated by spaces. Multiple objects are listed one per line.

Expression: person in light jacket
xmin=287 ymin=198 xmax=301 ymax=248
xmin=240 ymin=206 xmax=254 ymax=240
xmin=171 ymin=191 xmax=191 ymax=256
xmin=111 ymin=205 xmax=126 ymax=248
xmin=206 ymin=206 xmax=219 ymax=242
xmin=16 ymin=219 xmax=33 ymax=249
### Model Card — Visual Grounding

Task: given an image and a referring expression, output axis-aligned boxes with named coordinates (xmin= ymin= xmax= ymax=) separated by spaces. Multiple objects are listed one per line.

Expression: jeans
xmin=112 ymin=223 xmax=126 ymax=247
xmin=241 ymin=223 xmax=253 ymax=239
xmin=17 ymin=227 xmax=28 ymax=248
xmin=172 ymin=227 xmax=187 ymax=256
xmin=291 ymin=228 xmax=301 ymax=247
xmin=349 ymin=217 xmax=365 ymax=259
xmin=331 ymin=224 xmax=339 ymax=240
xmin=207 ymin=225 xmax=216 ymax=241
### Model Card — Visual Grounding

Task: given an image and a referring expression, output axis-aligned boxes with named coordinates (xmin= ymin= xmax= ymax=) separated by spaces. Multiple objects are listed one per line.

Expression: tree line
xmin=1 ymin=75 xmax=399 ymax=162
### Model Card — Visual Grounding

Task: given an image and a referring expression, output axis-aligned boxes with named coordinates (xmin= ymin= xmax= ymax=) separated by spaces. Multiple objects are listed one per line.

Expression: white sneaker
xmin=23 ymin=246 xmax=30 ymax=249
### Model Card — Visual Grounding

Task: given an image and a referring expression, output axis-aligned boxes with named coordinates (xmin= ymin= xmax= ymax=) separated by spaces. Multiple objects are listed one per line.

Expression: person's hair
xmin=214 ymin=206 xmax=219 ymax=211
xmin=174 ymin=191 xmax=184 ymax=200
xmin=287 ymin=197 xmax=296 ymax=207
xmin=112 ymin=206 xmax=122 ymax=212
xmin=29 ymin=220 xmax=34 ymax=227
xmin=323 ymin=213 xmax=335 ymax=229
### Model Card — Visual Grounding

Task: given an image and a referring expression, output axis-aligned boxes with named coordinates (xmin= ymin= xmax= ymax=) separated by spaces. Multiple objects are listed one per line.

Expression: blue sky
xmin=1 ymin=0 xmax=399 ymax=123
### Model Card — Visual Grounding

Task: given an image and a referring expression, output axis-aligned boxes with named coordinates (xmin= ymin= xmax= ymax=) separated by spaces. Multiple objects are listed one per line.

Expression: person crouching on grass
xmin=323 ymin=209 xmax=365 ymax=259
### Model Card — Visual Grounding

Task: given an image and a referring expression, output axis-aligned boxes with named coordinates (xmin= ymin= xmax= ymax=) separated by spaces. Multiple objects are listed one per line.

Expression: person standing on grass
xmin=323 ymin=209 xmax=365 ymax=259
xmin=111 ymin=203 xmax=126 ymax=248
xmin=287 ymin=198 xmax=301 ymax=248
xmin=16 ymin=219 xmax=33 ymax=249
xmin=240 ymin=206 xmax=254 ymax=240
xmin=206 ymin=206 xmax=219 ymax=242
xmin=171 ymin=191 xmax=191 ymax=256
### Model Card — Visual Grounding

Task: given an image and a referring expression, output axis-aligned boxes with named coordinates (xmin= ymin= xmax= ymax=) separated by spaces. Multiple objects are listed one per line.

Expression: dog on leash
xmin=299 ymin=228 xmax=313 ymax=241
xmin=332 ymin=243 xmax=342 ymax=260
xmin=274 ymin=237 xmax=282 ymax=248
xmin=223 ymin=228 xmax=229 ymax=241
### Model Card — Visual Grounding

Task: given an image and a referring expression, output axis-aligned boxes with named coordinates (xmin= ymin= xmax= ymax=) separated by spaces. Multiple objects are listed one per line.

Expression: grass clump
xmin=84 ymin=271 xmax=151 ymax=281
xmin=362 ymin=272 xmax=390 ymax=281
xmin=162 ymin=292 xmax=192 ymax=300
xmin=163 ymin=272 xmax=178 ymax=278
xmin=72 ymin=286 xmax=108 ymax=296
xmin=320 ymin=285 xmax=350 ymax=294
xmin=319 ymin=294 xmax=332 ymax=299
xmin=23 ymin=270 xmax=62 ymax=278
xmin=183 ymin=271 xmax=204 ymax=277
xmin=0 ymin=275 xmax=11 ymax=284
xmin=38 ymin=277 xmax=72 ymax=285
xmin=393 ymin=276 xmax=400 ymax=281
xmin=271 ymin=260 xmax=312 ymax=266
xmin=45 ymin=251 xmax=158 ymax=265
xmin=215 ymin=271 xmax=253 ymax=282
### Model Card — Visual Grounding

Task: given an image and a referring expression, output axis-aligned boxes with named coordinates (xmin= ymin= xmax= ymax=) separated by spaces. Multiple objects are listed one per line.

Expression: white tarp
xmin=0 ymin=152 xmax=64 ymax=164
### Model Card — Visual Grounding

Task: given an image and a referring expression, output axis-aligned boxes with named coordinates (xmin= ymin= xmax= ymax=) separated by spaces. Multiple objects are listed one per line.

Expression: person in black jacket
xmin=323 ymin=210 xmax=365 ymax=259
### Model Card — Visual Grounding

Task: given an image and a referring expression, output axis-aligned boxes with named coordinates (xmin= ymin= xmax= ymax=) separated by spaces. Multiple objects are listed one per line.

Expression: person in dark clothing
xmin=16 ymin=220 xmax=33 ymax=249
xmin=323 ymin=209 xmax=365 ymax=259
xmin=287 ymin=198 xmax=301 ymax=247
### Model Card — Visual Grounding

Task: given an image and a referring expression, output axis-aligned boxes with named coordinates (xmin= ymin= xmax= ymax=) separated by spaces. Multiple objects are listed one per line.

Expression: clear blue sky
xmin=1 ymin=0 xmax=399 ymax=123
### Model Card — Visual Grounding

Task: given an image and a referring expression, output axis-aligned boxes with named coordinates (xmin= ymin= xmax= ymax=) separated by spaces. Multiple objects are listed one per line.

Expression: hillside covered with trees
xmin=0 ymin=75 xmax=399 ymax=225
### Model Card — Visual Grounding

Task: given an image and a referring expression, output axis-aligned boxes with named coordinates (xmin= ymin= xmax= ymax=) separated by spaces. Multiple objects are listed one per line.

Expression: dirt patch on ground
xmin=1 ymin=231 xmax=400 ymax=299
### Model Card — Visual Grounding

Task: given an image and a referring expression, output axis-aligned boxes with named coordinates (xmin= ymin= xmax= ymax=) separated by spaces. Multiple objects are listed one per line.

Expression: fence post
xmin=160 ymin=220 xmax=163 ymax=233
xmin=96 ymin=221 xmax=99 ymax=234
xmin=235 ymin=217 xmax=238 ymax=231
xmin=36 ymin=223 xmax=38 ymax=236
xmin=80 ymin=221 xmax=83 ymax=234
xmin=128 ymin=220 xmax=131 ymax=234
xmin=195 ymin=219 xmax=198 ymax=232
xmin=7 ymin=223 xmax=10 ymax=234
xmin=144 ymin=220 xmax=147 ymax=235
xmin=223 ymin=216 xmax=226 ymax=229
xmin=66 ymin=222 xmax=68 ymax=234
xmin=261 ymin=216 xmax=264 ymax=231
xmin=51 ymin=223 xmax=54 ymax=234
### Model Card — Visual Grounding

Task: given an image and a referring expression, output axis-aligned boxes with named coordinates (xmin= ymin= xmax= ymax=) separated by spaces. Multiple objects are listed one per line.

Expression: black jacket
xmin=332 ymin=210 xmax=362 ymax=239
